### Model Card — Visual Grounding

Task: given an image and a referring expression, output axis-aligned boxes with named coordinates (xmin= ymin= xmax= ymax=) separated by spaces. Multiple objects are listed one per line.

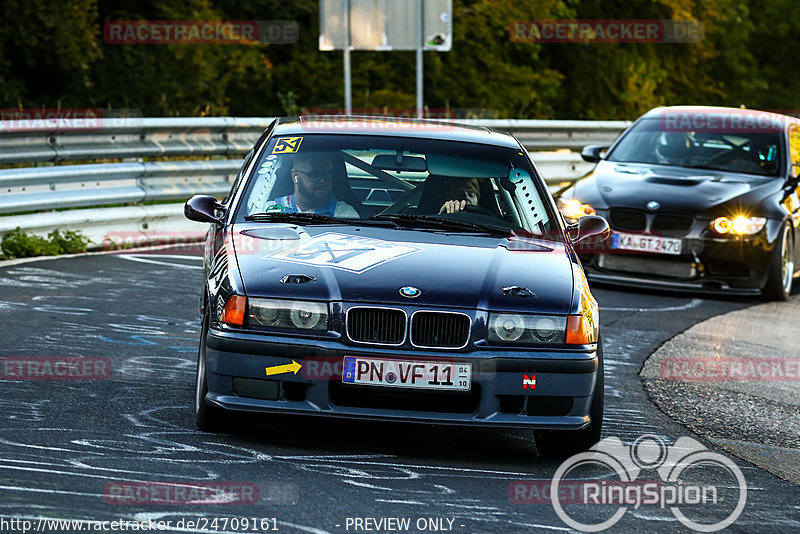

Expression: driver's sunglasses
xmin=295 ymin=168 xmax=333 ymax=183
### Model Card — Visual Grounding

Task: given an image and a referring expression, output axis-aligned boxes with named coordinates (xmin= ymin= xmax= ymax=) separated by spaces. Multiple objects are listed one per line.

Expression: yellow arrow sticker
xmin=272 ymin=136 xmax=303 ymax=154
xmin=265 ymin=360 xmax=302 ymax=376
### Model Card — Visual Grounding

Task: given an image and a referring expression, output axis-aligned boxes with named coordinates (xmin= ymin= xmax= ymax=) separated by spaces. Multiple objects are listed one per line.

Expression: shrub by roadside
xmin=0 ymin=227 xmax=90 ymax=260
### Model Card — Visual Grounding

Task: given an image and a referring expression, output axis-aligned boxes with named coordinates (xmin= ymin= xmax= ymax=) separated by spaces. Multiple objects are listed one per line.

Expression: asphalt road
xmin=0 ymin=252 xmax=799 ymax=533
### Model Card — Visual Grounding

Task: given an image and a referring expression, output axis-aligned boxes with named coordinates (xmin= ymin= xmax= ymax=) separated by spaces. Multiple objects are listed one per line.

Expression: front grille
xmin=652 ymin=214 xmax=694 ymax=237
xmin=347 ymin=308 xmax=405 ymax=344
xmin=609 ymin=208 xmax=647 ymax=232
xmin=411 ymin=312 xmax=470 ymax=348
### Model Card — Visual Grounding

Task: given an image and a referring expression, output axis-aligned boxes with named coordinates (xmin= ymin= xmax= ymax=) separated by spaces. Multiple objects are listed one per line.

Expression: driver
xmin=438 ymin=177 xmax=481 ymax=214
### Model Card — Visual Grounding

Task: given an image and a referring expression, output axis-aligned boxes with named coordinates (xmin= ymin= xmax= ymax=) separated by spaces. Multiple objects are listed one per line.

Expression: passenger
xmin=265 ymin=152 xmax=358 ymax=217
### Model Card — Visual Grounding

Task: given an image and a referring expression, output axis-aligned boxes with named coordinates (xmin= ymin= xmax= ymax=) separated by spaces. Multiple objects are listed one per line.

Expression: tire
xmin=534 ymin=337 xmax=604 ymax=457
xmin=763 ymin=222 xmax=794 ymax=301
xmin=195 ymin=312 xmax=228 ymax=432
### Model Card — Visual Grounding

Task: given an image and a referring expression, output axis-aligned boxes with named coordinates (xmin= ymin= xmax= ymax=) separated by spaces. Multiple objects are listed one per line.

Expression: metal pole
xmin=416 ymin=0 xmax=423 ymax=118
xmin=344 ymin=0 xmax=352 ymax=115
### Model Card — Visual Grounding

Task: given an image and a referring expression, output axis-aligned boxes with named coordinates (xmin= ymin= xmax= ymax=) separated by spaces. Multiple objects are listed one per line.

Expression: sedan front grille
xmin=411 ymin=312 xmax=470 ymax=348
xmin=609 ymin=209 xmax=647 ymax=232
xmin=347 ymin=308 xmax=405 ymax=345
xmin=652 ymin=214 xmax=694 ymax=237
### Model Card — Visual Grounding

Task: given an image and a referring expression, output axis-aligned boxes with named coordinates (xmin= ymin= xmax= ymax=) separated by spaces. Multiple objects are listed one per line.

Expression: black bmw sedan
xmin=184 ymin=116 xmax=610 ymax=454
xmin=560 ymin=106 xmax=800 ymax=300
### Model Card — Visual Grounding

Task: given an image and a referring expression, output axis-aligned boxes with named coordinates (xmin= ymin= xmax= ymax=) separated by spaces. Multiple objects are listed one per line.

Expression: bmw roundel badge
xmin=646 ymin=200 xmax=661 ymax=211
xmin=399 ymin=286 xmax=421 ymax=298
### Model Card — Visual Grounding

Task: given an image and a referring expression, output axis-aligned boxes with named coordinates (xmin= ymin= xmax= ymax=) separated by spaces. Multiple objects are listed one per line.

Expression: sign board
xmin=320 ymin=0 xmax=452 ymax=51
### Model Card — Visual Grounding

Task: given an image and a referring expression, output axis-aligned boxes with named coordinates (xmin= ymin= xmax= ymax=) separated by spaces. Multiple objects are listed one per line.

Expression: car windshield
xmin=606 ymin=117 xmax=782 ymax=177
xmin=238 ymin=133 xmax=554 ymax=236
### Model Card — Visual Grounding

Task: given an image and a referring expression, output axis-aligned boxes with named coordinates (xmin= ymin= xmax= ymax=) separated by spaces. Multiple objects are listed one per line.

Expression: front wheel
xmin=763 ymin=222 xmax=794 ymax=301
xmin=195 ymin=312 xmax=228 ymax=432
xmin=533 ymin=337 xmax=604 ymax=457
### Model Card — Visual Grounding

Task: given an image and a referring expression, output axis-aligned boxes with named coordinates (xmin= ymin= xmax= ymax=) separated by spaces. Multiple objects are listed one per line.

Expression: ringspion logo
xmin=542 ymin=434 xmax=747 ymax=532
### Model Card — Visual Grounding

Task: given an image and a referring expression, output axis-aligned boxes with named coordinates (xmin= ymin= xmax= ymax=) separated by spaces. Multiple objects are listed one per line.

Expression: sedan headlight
xmin=488 ymin=313 xmax=566 ymax=344
xmin=711 ymin=216 xmax=766 ymax=236
xmin=558 ymin=198 xmax=596 ymax=223
xmin=248 ymin=298 xmax=328 ymax=331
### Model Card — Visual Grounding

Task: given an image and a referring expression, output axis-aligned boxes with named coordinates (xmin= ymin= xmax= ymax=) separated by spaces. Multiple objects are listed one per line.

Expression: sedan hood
xmin=580 ymin=161 xmax=781 ymax=214
xmin=232 ymin=225 xmax=575 ymax=314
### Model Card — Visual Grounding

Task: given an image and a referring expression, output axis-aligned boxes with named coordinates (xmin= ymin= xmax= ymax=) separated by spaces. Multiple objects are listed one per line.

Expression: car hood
xmin=231 ymin=224 xmax=575 ymax=314
xmin=578 ymin=161 xmax=781 ymax=215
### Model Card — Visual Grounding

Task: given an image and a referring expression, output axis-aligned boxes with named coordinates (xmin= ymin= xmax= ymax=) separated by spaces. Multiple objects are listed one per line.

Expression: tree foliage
xmin=0 ymin=0 xmax=798 ymax=120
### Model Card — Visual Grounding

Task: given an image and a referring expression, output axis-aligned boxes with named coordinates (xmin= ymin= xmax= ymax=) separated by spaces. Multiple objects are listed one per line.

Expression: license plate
xmin=611 ymin=232 xmax=682 ymax=255
xmin=342 ymin=356 xmax=472 ymax=391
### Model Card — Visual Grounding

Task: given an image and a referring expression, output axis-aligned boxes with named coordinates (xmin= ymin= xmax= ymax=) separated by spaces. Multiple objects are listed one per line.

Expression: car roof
xmin=271 ymin=116 xmax=523 ymax=148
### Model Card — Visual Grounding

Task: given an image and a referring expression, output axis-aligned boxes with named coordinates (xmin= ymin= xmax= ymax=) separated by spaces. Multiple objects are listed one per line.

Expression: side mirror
xmin=581 ymin=145 xmax=608 ymax=163
xmin=568 ymin=215 xmax=610 ymax=244
xmin=185 ymin=195 xmax=225 ymax=225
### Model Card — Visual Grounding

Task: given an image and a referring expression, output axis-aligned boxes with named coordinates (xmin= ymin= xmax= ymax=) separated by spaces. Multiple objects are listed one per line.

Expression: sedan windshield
xmin=607 ymin=118 xmax=782 ymax=176
xmin=238 ymin=133 xmax=554 ymax=236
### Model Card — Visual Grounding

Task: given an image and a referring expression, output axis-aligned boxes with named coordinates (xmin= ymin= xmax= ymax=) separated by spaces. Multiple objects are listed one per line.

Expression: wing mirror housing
xmin=581 ymin=145 xmax=608 ymax=163
xmin=185 ymin=195 xmax=225 ymax=225
xmin=568 ymin=215 xmax=610 ymax=244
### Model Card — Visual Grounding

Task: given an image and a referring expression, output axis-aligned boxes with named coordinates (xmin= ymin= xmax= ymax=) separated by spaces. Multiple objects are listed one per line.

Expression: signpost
xmin=319 ymin=0 xmax=452 ymax=118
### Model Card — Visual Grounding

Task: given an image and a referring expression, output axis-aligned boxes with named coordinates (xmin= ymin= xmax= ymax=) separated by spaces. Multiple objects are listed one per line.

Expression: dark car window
xmin=237 ymin=134 xmax=553 ymax=235
xmin=607 ymin=117 xmax=782 ymax=177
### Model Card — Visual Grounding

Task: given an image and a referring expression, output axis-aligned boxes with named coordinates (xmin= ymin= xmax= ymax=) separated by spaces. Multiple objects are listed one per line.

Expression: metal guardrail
xmin=0 ymin=117 xmax=630 ymax=246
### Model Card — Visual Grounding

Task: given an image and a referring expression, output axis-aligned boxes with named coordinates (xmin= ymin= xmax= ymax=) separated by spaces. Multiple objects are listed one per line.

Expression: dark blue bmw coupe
xmin=184 ymin=116 xmax=609 ymax=454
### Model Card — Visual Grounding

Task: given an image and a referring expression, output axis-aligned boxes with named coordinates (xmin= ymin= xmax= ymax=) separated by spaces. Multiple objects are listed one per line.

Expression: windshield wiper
xmin=370 ymin=214 xmax=511 ymax=235
xmin=245 ymin=212 xmax=345 ymax=224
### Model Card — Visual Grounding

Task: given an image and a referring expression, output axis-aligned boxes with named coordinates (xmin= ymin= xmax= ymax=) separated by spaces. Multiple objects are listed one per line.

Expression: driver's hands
xmin=439 ymin=200 xmax=467 ymax=214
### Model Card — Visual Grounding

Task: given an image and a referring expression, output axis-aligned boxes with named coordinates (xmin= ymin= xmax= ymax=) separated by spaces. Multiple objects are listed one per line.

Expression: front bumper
xmin=578 ymin=223 xmax=780 ymax=295
xmin=204 ymin=329 xmax=599 ymax=430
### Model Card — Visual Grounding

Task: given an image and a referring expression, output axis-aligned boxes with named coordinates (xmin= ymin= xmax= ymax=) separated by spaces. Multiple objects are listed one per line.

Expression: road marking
xmin=116 ymin=254 xmax=203 ymax=270
xmin=604 ymin=298 xmax=703 ymax=312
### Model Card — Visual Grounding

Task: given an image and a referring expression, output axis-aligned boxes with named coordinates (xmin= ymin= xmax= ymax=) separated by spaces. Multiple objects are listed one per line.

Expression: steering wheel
xmin=461 ymin=204 xmax=496 ymax=217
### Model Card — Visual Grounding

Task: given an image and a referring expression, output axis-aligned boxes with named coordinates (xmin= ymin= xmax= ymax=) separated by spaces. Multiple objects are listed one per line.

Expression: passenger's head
xmin=291 ymin=152 xmax=335 ymax=208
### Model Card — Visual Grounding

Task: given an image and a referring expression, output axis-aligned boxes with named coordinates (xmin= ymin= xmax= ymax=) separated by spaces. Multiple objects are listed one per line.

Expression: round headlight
xmin=251 ymin=301 xmax=279 ymax=325
xmin=493 ymin=314 xmax=525 ymax=342
xmin=289 ymin=301 xmax=325 ymax=329
xmin=713 ymin=217 xmax=732 ymax=234
xmin=532 ymin=316 xmax=559 ymax=342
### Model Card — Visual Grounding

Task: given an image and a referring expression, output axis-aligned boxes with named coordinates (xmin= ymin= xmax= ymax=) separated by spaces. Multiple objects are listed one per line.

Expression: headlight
xmin=712 ymin=216 xmax=766 ymax=236
xmin=558 ymin=198 xmax=596 ymax=223
xmin=488 ymin=313 xmax=566 ymax=344
xmin=248 ymin=298 xmax=328 ymax=331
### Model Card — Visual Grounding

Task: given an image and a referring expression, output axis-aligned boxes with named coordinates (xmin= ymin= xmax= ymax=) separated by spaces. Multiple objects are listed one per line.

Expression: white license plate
xmin=611 ymin=232 xmax=682 ymax=255
xmin=342 ymin=356 xmax=472 ymax=391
